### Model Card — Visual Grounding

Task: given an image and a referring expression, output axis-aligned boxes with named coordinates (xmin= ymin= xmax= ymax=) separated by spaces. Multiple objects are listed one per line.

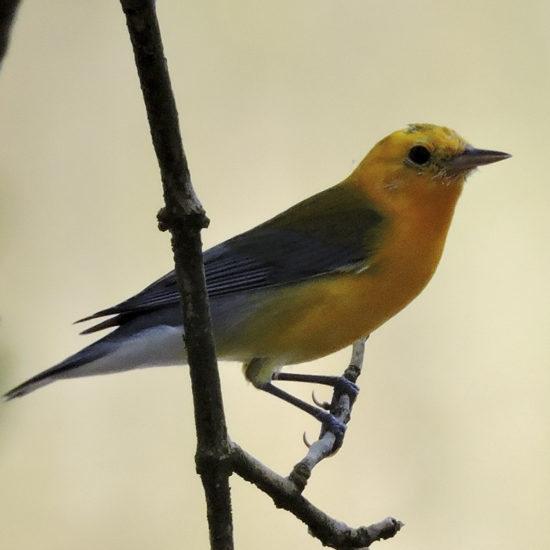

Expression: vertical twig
xmin=119 ymin=1 xmax=233 ymax=548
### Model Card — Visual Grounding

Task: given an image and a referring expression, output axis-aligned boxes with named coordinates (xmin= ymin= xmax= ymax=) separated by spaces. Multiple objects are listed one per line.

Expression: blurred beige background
xmin=1 ymin=1 xmax=549 ymax=549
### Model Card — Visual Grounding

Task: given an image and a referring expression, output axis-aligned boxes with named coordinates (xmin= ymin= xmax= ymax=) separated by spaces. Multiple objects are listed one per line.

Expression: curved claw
xmin=302 ymin=431 xmax=312 ymax=448
xmin=311 ymin=390 xmax=330 ymax=410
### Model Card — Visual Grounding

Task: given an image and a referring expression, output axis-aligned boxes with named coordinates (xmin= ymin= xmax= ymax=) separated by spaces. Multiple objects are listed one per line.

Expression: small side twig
xmin=231 ymin=440 xmax=403 ymax=549
xmin=289 ymin=337 xmax=369 ymax=491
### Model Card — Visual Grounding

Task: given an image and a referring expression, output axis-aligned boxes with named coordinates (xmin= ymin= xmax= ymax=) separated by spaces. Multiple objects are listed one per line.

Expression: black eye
xmin=408 ymin=145 xmax=431 ymax=165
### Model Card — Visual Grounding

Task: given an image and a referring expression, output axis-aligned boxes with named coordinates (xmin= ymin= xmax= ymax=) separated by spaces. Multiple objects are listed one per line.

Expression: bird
xmin=4 ymin=123 xmax=510 ymax=436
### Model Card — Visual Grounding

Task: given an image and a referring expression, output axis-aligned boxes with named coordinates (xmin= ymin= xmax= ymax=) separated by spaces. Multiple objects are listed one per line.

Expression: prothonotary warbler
xmin=4 ymin=124 xmax=510 ymax=434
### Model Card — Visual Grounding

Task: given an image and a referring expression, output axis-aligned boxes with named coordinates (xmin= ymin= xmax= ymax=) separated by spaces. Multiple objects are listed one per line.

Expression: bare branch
xmin=118 ymin=2 xmax=400 ymax=547
xmin=231 ymin=440 xmax=403 ymax=549
xmin=119 ymin=1 xmax=233 ymax=548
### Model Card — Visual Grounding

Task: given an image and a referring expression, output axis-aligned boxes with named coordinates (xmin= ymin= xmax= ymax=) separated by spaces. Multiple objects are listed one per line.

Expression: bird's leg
xmin=245 ymin=358 xmax=349 ymax=449
xmin=259 ymin=382 xmax=347 ymax=446
xmin=273 ymin=372 xmax=359 ymax=403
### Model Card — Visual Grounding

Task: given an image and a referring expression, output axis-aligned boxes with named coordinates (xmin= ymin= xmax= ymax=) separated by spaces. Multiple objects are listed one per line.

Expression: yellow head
xmin=349 ymin=123 xmax=510 ymax=215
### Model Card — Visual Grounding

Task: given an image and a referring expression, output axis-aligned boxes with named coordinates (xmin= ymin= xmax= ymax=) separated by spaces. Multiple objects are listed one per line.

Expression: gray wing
xmin=78 ymin=186 xmax=384 ymax=333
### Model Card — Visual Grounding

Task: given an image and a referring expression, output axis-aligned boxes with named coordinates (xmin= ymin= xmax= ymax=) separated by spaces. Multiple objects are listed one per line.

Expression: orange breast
xmin=223 ymin=209 xmax=453 ymax=366
xmin=218 ymin=178 xmax=464 ymax=370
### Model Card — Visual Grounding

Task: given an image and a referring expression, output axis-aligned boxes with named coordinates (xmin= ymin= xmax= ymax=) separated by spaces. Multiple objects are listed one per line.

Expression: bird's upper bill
xmin=444 ymin=145 xmax=511 ymax=174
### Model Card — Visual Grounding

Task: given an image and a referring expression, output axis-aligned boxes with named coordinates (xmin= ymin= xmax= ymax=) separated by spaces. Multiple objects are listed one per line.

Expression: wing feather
xmin=77 ymin=184 xmax=385 ymax=333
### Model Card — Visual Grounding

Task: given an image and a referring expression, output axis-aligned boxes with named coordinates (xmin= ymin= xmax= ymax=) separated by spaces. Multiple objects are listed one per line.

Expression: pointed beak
xmin=446 ymin=146 xmax=511 ymax=174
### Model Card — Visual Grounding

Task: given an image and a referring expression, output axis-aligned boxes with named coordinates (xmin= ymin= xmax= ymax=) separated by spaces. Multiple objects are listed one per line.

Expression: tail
xmin=4 ymin=323 xmax=186 ymax=400
xmin=4 ymin=339 xmax=115 ymax=399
